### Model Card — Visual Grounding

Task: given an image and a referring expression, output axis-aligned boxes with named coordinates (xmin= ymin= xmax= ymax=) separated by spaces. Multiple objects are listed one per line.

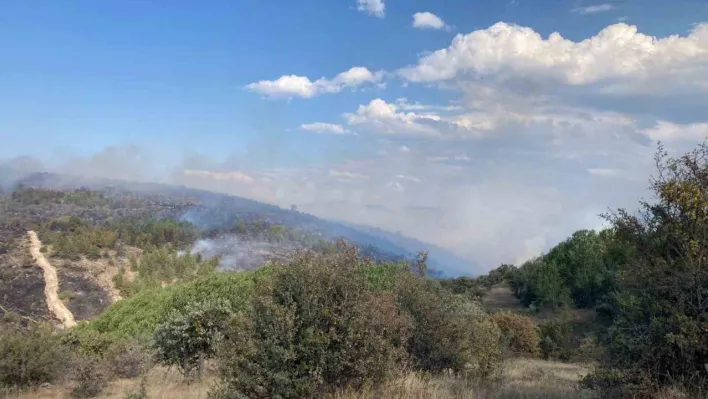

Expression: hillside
xmin=9 ymin=172 xmax=472 ymax=276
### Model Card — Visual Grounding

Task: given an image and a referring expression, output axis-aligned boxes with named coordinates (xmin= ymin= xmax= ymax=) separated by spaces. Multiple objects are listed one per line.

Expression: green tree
xmin=585 ymin=143 xmax=708 ymax=396
xmin=153 ymin=300 xmax=233 ymax=379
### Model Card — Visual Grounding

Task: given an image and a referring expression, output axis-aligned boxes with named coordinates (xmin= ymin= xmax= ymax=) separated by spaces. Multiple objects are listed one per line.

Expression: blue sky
xmin=2 ymin=0 xmax=708 ymax=272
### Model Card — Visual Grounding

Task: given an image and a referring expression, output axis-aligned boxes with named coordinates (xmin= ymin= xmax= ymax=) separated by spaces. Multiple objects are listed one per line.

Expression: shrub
xmin=86 ymin=271 xmax=259 ymax=340
xmin=106 ymin=339 xmax=152 ymax=379
xmin=153 ymin=299 xmax=233 ymax=379
xmin=0 ymin=323 xmax=68 ymax=388
xmin=490 ymin=311 xmax=540 ymax=357
xmin=586 ymin=143 xmax=708 ymax=396
xmin=537 ymin=320 xmax=571 ymax=361
xmin=61 ymin=328 xmax=117 ymax=357
xmin=69 ymin=354 xmax=110 ymax=398
xmin=61 ymin=329 xmax=150 ymax=379
xmin=211 ymin=245 xmax=412 ymax=398
xmin=394 ymin=275 xmax=503 ymax=379
xmin=59 ymin=290 xmax=78 ymax=302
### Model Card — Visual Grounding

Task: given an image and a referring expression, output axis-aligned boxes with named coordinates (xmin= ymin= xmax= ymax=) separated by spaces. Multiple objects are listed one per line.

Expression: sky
xmin=2 ymin=0 xmax=708 ymax=273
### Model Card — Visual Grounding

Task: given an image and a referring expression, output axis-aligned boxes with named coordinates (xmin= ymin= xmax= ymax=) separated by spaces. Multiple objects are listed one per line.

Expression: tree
xmin=153 ymin=299 xmax=233 ymax=380
xmin=585 ymin=143 xmax=708 ymax=396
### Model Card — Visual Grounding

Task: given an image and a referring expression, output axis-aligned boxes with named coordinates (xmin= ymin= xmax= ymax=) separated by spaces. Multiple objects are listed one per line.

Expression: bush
xmin=490 ymin=311 xmax=540 ymax=357
xmin=211 ymin=246 xmax=412 ymax=398
xmin=537 ymin=320 xmax=571 ymax=361
xmin=394 ymin=274 xmax=503 ymax=378
xmin=153 ymin=299 xmax=233 ymax=379
xmin=106 ymin=339 xmax=151 ymax=379
xmin=586 ymin=143 xmax=708 ymax=396
xmin=59 ymin=290 xmax=78 ymax=302
xmin=0 ymin=323 xmax=68 ymax=388
xmin=69 ymin=354 xmax=110 ymax=398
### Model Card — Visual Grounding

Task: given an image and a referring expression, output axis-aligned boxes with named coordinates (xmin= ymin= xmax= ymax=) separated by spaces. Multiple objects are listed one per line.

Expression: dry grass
xmin=332 ymin=358 xmax=591 ymax=398
xmin=4 ymin=367 xmax=215 ymax=399
xmin=4 ymin=358 xmax=591 ymax=399
xmin=482 ymin=285 xmax=527 ymax=314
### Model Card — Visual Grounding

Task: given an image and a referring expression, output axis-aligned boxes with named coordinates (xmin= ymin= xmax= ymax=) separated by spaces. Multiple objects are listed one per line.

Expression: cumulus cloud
xmin=640 ymin=121 xmax=708 ymax=142
xmin=398 ymin=22 xmax=708 ymax=92
xmin=344 ymin=98 xmax=445 ymax=136
xmin=341 ymin=98 xmax=485 ymax=137
xmin=246 ymin=67 xmax=384 ymax=99
xmin=412 ymin=12 xmax=447 ymax=30
xmin=572 ymin=4 xmax=615 ymax=14
xmin=357 ymin=0 xmax=385 ymax=18
xmin=300 ymin=122 xmax=355 ymax=135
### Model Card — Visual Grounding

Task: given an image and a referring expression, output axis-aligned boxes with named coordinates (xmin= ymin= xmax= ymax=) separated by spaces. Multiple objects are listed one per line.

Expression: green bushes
xmin=394 ymin=274 xmax=502 ymax=378
xmin=153 ymin=299 xmax=233 ymax=378
xmin=537 ymin=320 xmax=571 ymax=361
xmin=510 ymin=229 xmax=630 ymax=311
xmin=85 ymin=271 xmax=259 ymax=340
xmin=212 ymin=247 xmax=412 ymax=398
xmin=211 ymin=245 xmax=503 ymax=398
xmin=584 ymin=143 xmax=708 ymax=397
xmin=490 ymin=311 xmax=540 ymax=357
xmin=0 ymin=323 xmax=68 ymax=389
xmin=116 ymin=246 xmax=219 ymax=297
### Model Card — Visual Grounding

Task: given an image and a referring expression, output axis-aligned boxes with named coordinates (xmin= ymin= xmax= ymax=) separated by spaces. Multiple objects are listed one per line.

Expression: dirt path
xmin=27 ymin=231 xmax=76 ymax=329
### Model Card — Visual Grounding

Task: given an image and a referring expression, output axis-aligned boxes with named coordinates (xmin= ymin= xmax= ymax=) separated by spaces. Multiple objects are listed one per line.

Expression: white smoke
xmin=187 ymin=234 xmax=298 ymax=270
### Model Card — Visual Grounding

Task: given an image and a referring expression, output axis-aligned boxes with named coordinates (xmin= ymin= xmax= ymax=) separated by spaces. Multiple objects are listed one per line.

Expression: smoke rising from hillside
xmin=187 ymin=235 xmax=298 ymax=271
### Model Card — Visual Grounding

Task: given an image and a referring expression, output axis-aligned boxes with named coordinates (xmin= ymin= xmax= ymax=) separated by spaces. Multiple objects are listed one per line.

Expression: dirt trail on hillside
xmin=28 ymin=231 xmax=76 ymax=329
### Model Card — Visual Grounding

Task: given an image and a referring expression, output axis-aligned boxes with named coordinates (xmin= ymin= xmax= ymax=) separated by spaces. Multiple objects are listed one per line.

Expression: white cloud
xmin=246 ymin=67 xmax=384 ymax=99
xmin=412 ymin=12 xmax=447 ymax=30
xmin=394 ymin=97 xmax=462 ymax=112
xmin=357 ymin=0 xmax=385 ymax=18
xmin=300 ymin=122 xmax=355 ymax=135
xmin=572 ymin=4 xmax=615 ymax=15
xmin=329 ymin=169 xmax=370 ymax=181
xmin=398 ymin=22 xmax=708 ymax=92
xmin=640 ymin=121 xmax=708 ymax=142
xmin=232 ymin=22 xmax=708 ymax=273
xmin=343 ymin=98 xmax=446 ymax=137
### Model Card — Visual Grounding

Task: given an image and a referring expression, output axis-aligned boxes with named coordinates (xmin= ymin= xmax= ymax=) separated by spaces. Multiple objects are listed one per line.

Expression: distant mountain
xmin=8 ymin=172 xmax=471 ymax=276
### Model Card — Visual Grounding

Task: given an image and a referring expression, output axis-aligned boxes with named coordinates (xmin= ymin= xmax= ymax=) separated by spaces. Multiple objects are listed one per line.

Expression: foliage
xmin=586 ymin=143 xmax=708 ymax=396
xmin=537 ymin=320 xmax=572 ymax=361
xmin=69 ymin=354 xmax=110 ymax=398
xmin=490 ymin=311 xmax=540 ymax=357
xmin=105 ymin=339 xmax=152 ymax=379
xmin=510 ymin=229 xmax=631 ymax=311
xmin=153 ymin=299 xmax=233 ymax=378
xmin=85 ymin=271 xmax=259 ymax=340
xmin=212 ymin=245 xmax=412 ymax=398
xmin=117 ymin=246 xmax=219 ymax=297
xmin=109 ymin=217 xmax=198 ymax=249
xmin=395 ymin=274 xmax=503 ymax=378
xmin=0 ymin=323 xmax=68 ymax=388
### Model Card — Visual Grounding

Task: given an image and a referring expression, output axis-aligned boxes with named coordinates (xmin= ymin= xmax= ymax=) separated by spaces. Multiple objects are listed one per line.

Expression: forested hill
xmin=6 ymin=171 xmax=473 ymax=276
